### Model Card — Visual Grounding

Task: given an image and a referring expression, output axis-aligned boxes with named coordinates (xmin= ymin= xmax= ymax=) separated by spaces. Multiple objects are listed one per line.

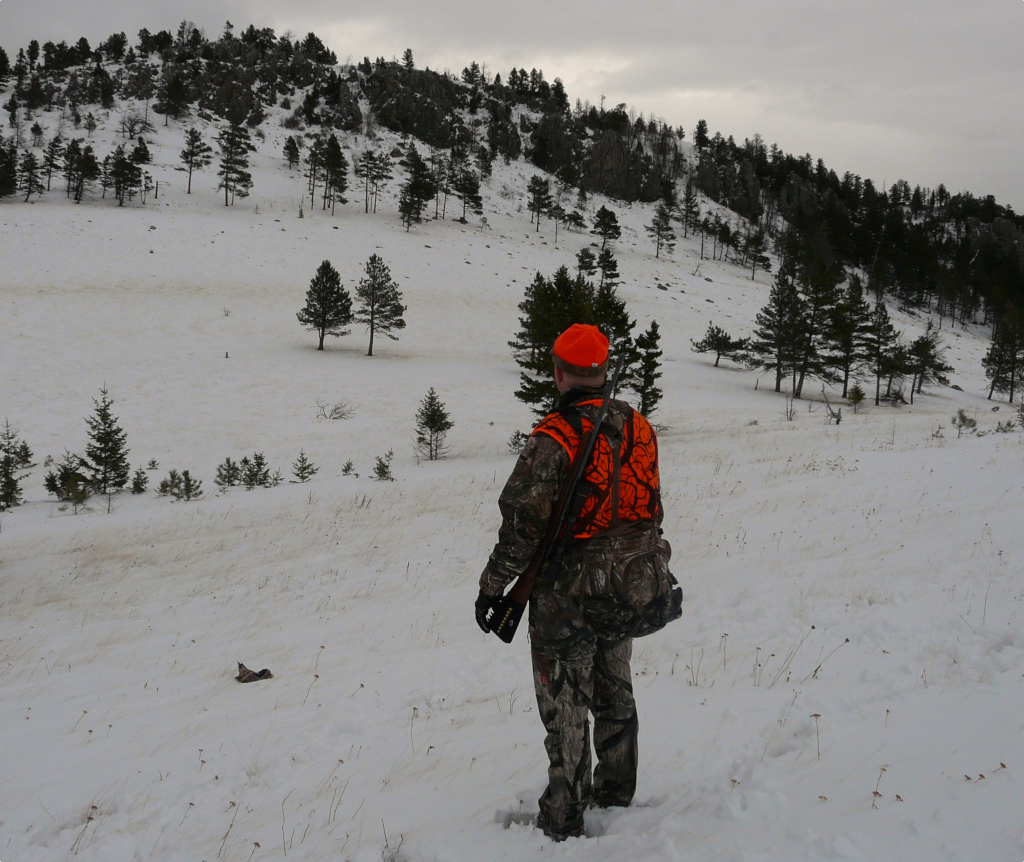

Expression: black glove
xmin=475 ymin=591 xmax=500 ymax=633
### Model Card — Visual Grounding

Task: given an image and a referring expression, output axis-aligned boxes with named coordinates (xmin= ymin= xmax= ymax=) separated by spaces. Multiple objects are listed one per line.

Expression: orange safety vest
xmin=532 ymin=399 xmax=660 ymax=539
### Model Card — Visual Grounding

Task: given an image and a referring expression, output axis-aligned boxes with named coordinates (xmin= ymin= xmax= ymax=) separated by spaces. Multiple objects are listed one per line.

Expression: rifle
xmin=488 ymin=355 xmax=626 ymax=643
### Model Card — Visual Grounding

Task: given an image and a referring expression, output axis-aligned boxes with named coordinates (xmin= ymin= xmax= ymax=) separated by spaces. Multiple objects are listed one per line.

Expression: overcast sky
xmin=4 ymin=0 xmax=1023 ymax=210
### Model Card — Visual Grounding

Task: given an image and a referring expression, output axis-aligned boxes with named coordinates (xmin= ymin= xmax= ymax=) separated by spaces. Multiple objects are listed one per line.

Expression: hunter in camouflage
xmin=477 ymin=324 xmax=680 ymax=841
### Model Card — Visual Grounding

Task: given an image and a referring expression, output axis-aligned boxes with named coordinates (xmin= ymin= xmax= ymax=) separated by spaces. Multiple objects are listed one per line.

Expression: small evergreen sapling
xmin=130 ymin=467 xmax=149 ymax=494
xmin=373 ymin=449 xmax=394 ymax=481
xmin=847 ymin=384 xmax=866 ymax=413
xmin=951 ymin=409 xmax=977 ymax=438
xmin=292 ymin=450 xmax=319 ymax=483
xmin=341 ymin=459 xmax=358 ymax=477
xmin=0 ymin=420 xmax=27 ymax=510
xmin=241 ymin=453 xmax=271 ymax=489
xmin=415 ymin=388 xmax=454 ymax=460
xmin=215 ymin=457 xmax=242 ymax=491
xmin=158 ymin=469 xmax=203 ymax=500
xmin=44 ymin=451 xmax=91 ymax=512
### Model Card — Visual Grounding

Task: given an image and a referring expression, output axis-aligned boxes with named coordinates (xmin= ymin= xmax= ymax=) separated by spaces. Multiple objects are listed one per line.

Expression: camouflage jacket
xmin=480 ymin=388 xmax=663 ymax=598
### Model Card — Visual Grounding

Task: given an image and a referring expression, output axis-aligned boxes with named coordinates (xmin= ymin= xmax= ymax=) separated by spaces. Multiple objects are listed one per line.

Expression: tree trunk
xmin=367 ymin=325 xmax=374 ymax=356
xmin=318 ymin=330 xmax=325 ymax=350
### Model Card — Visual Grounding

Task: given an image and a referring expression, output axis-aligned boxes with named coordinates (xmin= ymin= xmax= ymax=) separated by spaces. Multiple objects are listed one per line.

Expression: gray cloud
xmin=3 ymin=0 xmax=1022 ymax=206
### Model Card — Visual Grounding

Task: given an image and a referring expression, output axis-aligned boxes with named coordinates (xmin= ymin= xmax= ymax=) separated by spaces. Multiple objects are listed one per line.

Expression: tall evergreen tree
xmin=18 ymin=151 xmax=44 ymax=201
xmin=747 ymin=273 xmax=806 ymax=392
xmin=906 ymin=321 xmax=952 ymax=402
xmin=591 ymin=205 xmax=621 ymax=249
xmin=646 ymin=203 xmax=676 ymax=258
xmin=82 ymin=386 xmax=130 ymax=496
xmin=828 ymin=275 xmax=873 ymax=397
xmin=629 ymin=320 xmax=663 ymax=416
xmin=216 ymin=123 xmax=254 ymax=205
xmin=596 ymin=247 xmax=620 ymax=288
xmin=680 ymin=178 xmax=700 ymax=239
xmin=865 ymin=301 xmax=899 ymax=406
xmin=179 ymin=127 xmax=212 ymax=194
xmin=297 ymin=259 xmax=353 ymax=350
xmin=283 ymin=135 xmax=300 ymax=169
xmin=526 ymin=175 xmax=552 ymax=231
xmin=983 ymin=307 xmax=1024 ymax=402
xmin=355 ymin=254 xmax=406 ymax=355
xmin=414 ymin=388 xmax=454 ymax=460
xmin=41 ymin=135 xmax=65 ymax=191
xmin=0 ymin=136 xmax=18 ymax=200
xmin=322 ymin=133 xmax=349 ymax=213
xmin=398 ymin=144 xmax=435 ymax=230
xmin=450 ymin=145 xmax=483 ymax=222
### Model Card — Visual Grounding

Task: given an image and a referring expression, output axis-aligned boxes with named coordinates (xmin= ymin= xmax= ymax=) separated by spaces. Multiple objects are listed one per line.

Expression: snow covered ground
xmin=2 ymin=109 xmax=1023 ymax=861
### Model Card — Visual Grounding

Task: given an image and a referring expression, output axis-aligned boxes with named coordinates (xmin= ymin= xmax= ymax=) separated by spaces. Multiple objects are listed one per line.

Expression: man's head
xmin=552 ymin=324 xmax=608 ymax=394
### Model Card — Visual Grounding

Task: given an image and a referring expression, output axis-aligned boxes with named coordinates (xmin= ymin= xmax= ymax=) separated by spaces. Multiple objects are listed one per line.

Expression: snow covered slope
xmin=1 ymin=108 xmax=1022 ymax=862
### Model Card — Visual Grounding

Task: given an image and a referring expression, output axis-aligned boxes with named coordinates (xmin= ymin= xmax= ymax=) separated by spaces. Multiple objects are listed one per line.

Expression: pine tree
xmin=0 ymin=420 xmax=26 ymax=510
xmin=322 ymin=134 xmax=349 ymax=213
xmin=866 ymin=301 xmax=899 ymax=406
xmin=180 ymin=127 xmax=212 ymax=194
xmin=680 ymin=179 xmax=700 ymax=239
xmin=108 ymin=144 xmax=142 ymax=205
xmin=847 ymin=384 xmax=866 ymax=413
xmin=576 ymin=247 xmax=597 ymax=280
xmin=44 ymin=451 xmax=91 ymax=512
xmin=283 ymin=135 xmax=300 ymax=169
xmin=450 ymin=145 xmax=483 ymax=222
xmin=42 ymin=135 xmax=65 ymax=191
xmin=373 ymin=449 xmax=394 ymax=481
xmin=630 ymin=321 xmax=663 ymax=416
xmin=745 ymin=230 xmax=771 ymax=280
xmin=596 ymin=248 xmax=620 ymax=288
xmin=131 ymin=138 xmax=151 ymax=165
xmin=646 ymin=203 xmax=676 ymax=258
xmin=355 ymin=254 xmax=406 ymax=356
xmin=18 ymin=151 xmax=44 ymax=201
xmin=82 ymin=386 xmax=130 ymax=496
xmin=0 ymin=136 xmax=18 ymax=200
xmin=591 ymin=205 xmax=621 ymax=250
xmin=297 ymin=259 xmax=353 ymax=350
xmin=510 ymin=266 xmax=600 ymax=416
xmin=793 ymin=258 xmax=844 ymax=398
xmin=828 ymin=275 xmax=873 ymax=397
xmin=402 ymin=48 xmax=414 ymax=71
xmin=527 ymin=175 xmax=552 ymax=231
xmin=291 ymin=450 xmax=319 ymax=482
xmin=691 ymin=322 xmax=750 ymax=367
xmin=906 ymin=321 xmax=952 ymax=402
xmin=215 ymin=457 xmax=242 ymax=491
xmin=216 ymin=123 xmax=254 ymax=205
xmin=130 ymin=467 xmax=149 ymax=493
xmin=398 ymin=145 xmax=435 ymax=229
xmin=748 ymin=274 xmax=806 ymax=392
xmin=415 ymin=388 xmax=455 ymax=460
xmin=983 ymin=307 xmax=1024 ymax=403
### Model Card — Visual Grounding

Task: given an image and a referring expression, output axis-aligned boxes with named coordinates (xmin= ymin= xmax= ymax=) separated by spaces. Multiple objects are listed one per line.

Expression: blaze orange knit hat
xmin=552 ymin=324 xmax=609 ymax=377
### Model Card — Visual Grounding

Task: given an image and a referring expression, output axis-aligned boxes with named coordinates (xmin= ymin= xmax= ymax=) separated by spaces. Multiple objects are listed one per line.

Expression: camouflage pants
xmin=530 ymin=619 xmax=638 ymax=839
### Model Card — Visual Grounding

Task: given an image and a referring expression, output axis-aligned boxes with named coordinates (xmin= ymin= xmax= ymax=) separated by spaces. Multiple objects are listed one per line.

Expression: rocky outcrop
xmin=778 ymin=173 xmax=821 ymax=222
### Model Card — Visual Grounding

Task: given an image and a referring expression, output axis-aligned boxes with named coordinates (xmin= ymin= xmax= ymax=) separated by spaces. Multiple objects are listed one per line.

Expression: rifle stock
xmin=490 ymin=356 xmax=626 ymax=643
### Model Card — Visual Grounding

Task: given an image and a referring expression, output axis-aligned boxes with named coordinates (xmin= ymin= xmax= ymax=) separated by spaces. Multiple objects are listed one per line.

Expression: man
xmin=476 ymin=323 xmax=676 ymax=841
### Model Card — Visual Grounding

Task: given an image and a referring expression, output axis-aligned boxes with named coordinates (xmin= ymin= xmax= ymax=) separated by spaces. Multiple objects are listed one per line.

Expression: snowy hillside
xmin=1 ymin=106 xmax=1023 ymax=862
